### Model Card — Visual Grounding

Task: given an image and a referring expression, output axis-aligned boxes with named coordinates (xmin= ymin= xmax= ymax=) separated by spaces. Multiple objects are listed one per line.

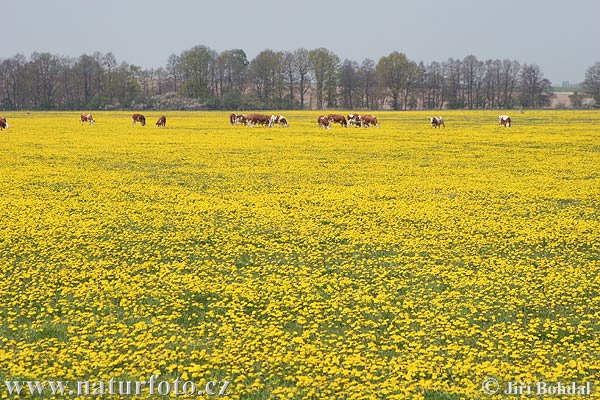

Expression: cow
xmin=347 ymin=114 xmax=363 ymax=127
xmin=156 ymin=115 xmax=166 ymax=128
xmin=498 ymin=115 xmax=511 ymax=127
xmin=80 ymin=113 xmax=95 ymax=125
xmin=246 ymin=113 xmax=271 ymax=127
xmin=230 ymin=113 xmax=246 ymax=125
xmin=361 ymin=115 xmax=379 ymax=128
xmin=269 ymin=115 xmax=289 ymax=127
xmin=327 ymin=114 xmax=347 ymax=127
xmin=318 ymin=115 xmax=331 ymax=129
xmin=132 ymin=113 xmax=146 ymax=126
xmin=230 ymin=113 xmax=247 ymax=125
xmin=0 ymin=117 xmax=8 ymax=130
xmin=430 ymin=116 xmax=445 ymax=128
xmin=235 ymin=114 xmax=247 ymax=125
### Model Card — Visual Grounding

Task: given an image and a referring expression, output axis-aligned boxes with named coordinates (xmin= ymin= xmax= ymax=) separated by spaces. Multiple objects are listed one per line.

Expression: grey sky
xmin=4 ymin=0 xmax=599 ymax=85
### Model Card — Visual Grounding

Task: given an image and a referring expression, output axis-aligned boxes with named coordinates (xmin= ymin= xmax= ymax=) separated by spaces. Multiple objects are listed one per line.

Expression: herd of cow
xmin=317 ymin=114 xmax=380 ymax=129
xmin=229 ymin=113 xmax=382 ymax=129
xmin=79 ymin=113 xmax=166 ymax=127
xmin=230 ymin=113 xmax=513 ymax=129
xmin=0 ymin=113 xmax=514 ymax=132
xmin=229 ymin=113 xmax=290 ymax=127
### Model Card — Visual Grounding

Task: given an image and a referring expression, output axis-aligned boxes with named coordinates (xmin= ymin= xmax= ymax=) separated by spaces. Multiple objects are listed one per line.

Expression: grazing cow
xmin=327 ymin=114 xmax=347 ymax=127
xmin=269 ymin=115 xmax=289 ymax=127
xmin=498 ymin=115 xmax=511 ymax=127
xmin=156 ymin=115 xmax=166 ymax=127
xmin=230 ymin=113 xmax=247 ymax=125
xmin=235 ymin=114 xmax=247 ymax=125
xmin=430 ymin=116 xmax=445 ymax=128
xmin=347 ymin=114 xmax=363 ymax=127
xmin=132 ymin=113 xmax=146 ymax=126
xmin=0 ymin=117 xmax=8 ymax=130
xmin=229 ymin=113 xmax=246 ymax=125
xmin=318 ymin=115 xmax=331 ymax=129
xmin=361 ymin=115 xmax=379 ymax=128
xmin=80 ymin=113 xmax=95 ymax=125
xmin=246 ymin=113 xmax=271 ymax=127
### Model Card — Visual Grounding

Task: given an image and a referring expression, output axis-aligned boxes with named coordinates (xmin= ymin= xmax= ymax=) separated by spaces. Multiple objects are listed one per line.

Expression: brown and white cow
xmin=430 ymin=116 xmax=445 ymax=128
xmin=236 ymin=114 xmax=247 ymax=125
xmin=230 ymin=113 xmax=247 ymax=125
xmin=318 ymin=115 xmax=331 ymax=129
xmin=156 ymin=115 xmax=166 ymax=127
xmin=80 ymin=113 xmax=95 ymax=125
xmin=347 ymin=114 xmax=363 ymax=127
xmin=246 ymin=113 xmax=271 ymax=127
xmin=0 ymin=117 xmax=9 ymax=130
xmin=269 ymin=115 xmax=289 ymax=127
xmin=361 ymin=115 xmax=379 ymax=128
xmin=498 ymin=115 xmax=511 ymax=127
xmin=327 ymin=114 xmax=347 ymax=127
xmin=132 ymin=113 xmax=146 ymax=126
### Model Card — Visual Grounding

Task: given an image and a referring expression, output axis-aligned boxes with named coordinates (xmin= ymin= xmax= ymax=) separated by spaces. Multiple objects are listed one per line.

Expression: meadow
xmin=0 ymin=110 xmax=599 ymax=399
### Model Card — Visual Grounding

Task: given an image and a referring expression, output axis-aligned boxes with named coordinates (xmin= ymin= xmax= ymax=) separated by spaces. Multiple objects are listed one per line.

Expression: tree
xmin=482 ymin=59 xmax=501 ymax=109
xmin=293 ymin=49 xmax=311 ymax=109
xmin=423 ymin=61 xmax=445 ymax=109
xmin=178 ymin=46 xmax=217 ymax=102
xmin=443 ymin=58 xmax=463 ymax=109
xmin=339 ymin=59 xmax=359 ymax=109
xmin=166 ymin=53 xmax=181 ymax=92
xmin=359 ymin=59 xmax=377 ymax=109
xmin=282 ymin=51 xmax=296 ymax=108
xmin=28 ymin=52 xmax=61 ymax=109
xmin=0 ymin=54 xmax=29 ymax=109
xmin=582 ymin=62 xmax=600 ymax=104
xmin=462 ymin=55 xmax=484 ymax=109
xmin=376 ymin=51 xmax=416 ymax=110
xmin=248 ymin=49 xmax=284 ymax=108
xmin=569 ymin=91 xmax=584 ymax=109
xmin=499 ymin=59 xmax=520 ymax=108
xmin=308 ymin=48 xmax=339 ymax=109
xmin=74 ymin=54 xmax=104 ymax=108
xmin=520 ymin=64 xmax=553 ymax=108
xmin=215 ymin=49 xmax=248 ymax=98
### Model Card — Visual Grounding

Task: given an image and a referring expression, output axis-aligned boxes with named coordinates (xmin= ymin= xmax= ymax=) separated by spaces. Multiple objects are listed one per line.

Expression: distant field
xmin=0 ymin=110 xmax=599 ymax=399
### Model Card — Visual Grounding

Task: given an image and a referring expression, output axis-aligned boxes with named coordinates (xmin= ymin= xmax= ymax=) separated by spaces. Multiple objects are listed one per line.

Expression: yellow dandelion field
xmin=0 ymin=110 xmax=599 ymax=399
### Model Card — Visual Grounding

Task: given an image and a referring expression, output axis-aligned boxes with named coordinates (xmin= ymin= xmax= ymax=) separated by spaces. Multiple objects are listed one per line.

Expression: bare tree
xmin=248 ymin=49 xmax=284 ymax=108
xmin=282 ymin=52 xmax=296 ymax=108
xmin=520 ymin=64 xmax=553 ymax=108
xmin=339 ymin=59 xmax=359 ymax=109
xmin=166 ymin=54 xmax=181 ymax=92
xmin=500 ymin=59 xmax=520 ymax=108
xmin=0 ymin=54 xmax=28 ymax=109
xmin=309 ymin=48 xmax=339 ymax=109
xmin=359 ymin=59 xmax=377 ymax=109
xmin=293 ymin=49 xmax=312 ymax=109
xmin=462 ymin=55 xmax=485 ymax=109
xmin=582 ymin=62 xmax=600 ymax=104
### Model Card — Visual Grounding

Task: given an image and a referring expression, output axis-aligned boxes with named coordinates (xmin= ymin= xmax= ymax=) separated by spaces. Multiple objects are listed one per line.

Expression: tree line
xmin=0 ymin=46 xmax=594 ymax=111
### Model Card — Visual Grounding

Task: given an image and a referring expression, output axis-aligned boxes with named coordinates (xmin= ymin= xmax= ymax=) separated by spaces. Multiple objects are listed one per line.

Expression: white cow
xmin=269 ymin=115 xmax=289 ymax=127
xmin=498 ymin=115 xmax=511 ymax=127
xmin=430 ymin=116 xmax=445 ymax=128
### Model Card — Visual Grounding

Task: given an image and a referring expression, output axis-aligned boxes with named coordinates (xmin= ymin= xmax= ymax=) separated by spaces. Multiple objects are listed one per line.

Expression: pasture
xmin=0 ymin=110 xmax=599 ymax=399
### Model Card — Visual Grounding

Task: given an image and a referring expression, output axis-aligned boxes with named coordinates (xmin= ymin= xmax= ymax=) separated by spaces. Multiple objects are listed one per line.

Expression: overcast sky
xmin=4 ymin=0 xmax=599 ymax=85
